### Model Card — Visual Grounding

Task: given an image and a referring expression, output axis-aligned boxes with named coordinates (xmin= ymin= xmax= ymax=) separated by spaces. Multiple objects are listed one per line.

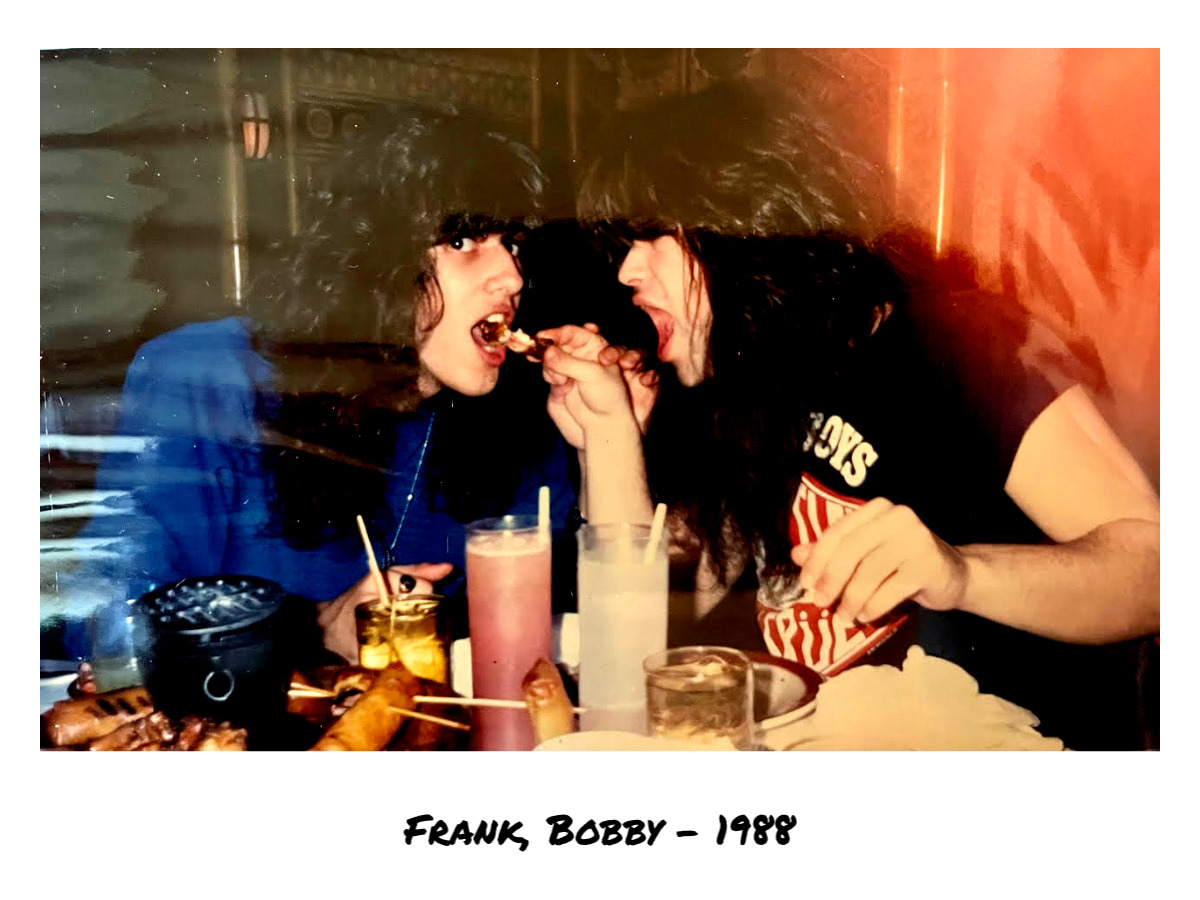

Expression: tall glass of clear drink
xmin=465 ymin=515 xmax=552 ymax=750
xmin=644 ymin=646 xmax=753 ymax=749
xmin=577 ymin=523 xmax=668 ymax=733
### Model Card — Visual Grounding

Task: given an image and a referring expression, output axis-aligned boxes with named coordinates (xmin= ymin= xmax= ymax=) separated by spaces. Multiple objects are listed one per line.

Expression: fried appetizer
xmin=522 ymin=657 xmax=576 ymax=745
xmin=310 ymin=662 xmax=421 ymax=751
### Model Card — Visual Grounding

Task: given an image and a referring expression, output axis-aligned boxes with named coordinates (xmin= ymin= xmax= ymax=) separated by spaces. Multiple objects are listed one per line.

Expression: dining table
xmin=41 ymin=607 xmax=1070 ymax=752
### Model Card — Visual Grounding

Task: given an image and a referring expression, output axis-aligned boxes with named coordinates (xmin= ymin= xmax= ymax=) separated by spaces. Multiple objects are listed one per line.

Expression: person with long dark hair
xmin=539 ymin=82 xmax=1160 ymax=748
xmin=66 ymin=105 xmax=576 ymax=661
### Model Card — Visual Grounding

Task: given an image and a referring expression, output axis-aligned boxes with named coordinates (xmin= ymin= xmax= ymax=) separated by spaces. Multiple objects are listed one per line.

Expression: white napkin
xmin=781 ymin=646 xmax=1065 ymax=751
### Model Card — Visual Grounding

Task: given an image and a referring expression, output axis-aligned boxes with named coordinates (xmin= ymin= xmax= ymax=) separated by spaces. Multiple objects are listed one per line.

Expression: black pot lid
xmin=137 ymin=575 xmax=289 ymax=637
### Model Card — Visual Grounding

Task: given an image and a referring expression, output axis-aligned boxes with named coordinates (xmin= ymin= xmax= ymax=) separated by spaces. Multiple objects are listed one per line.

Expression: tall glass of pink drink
xmin=465 ymin=515 xmax=552 ymax=750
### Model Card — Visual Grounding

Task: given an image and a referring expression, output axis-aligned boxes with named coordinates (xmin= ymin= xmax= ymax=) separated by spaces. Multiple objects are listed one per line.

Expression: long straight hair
xmin=576 ymin=82 xmax=895 ymax=581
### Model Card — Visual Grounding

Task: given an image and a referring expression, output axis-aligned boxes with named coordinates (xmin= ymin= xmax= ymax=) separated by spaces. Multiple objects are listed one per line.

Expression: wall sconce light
xmin=241 ymin=91 xmax=270 ymax=159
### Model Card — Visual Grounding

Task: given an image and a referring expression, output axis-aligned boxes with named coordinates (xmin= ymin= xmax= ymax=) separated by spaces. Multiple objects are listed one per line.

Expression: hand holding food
xmin=536 ymin=323 xmax=642 ymax=449
xmin=790 ymin=496 xmax=968 ymax=623
xmin=596 ymin=339 xmax=660 ymax=435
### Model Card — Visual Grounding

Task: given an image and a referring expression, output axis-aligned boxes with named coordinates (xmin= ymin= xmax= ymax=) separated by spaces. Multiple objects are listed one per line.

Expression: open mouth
xmin=471 ymin=314 xmax=509 ymax=366
xmin=472 ymin=312 xmax=510 ymax=347
xmin=634 ymin=303 xmax=674 ymax=360
xmin=473 ymin=312 xmax=510 ymax=347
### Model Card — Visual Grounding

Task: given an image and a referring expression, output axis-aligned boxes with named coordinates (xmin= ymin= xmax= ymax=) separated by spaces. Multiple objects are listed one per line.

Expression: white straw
xmin=644 ymin=502 xmax=667 ymax=564
xmin=538 ymin=485 xmax=550 ymax=539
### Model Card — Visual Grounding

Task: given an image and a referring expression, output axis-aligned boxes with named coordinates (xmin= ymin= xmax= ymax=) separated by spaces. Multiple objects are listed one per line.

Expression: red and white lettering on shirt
xmin=757 ymin=472 xmax=906 ymax=676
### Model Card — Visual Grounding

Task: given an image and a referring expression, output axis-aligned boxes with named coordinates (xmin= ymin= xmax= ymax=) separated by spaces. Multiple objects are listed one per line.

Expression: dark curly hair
xmin=245 ymin=104 xmax=553 ymax=548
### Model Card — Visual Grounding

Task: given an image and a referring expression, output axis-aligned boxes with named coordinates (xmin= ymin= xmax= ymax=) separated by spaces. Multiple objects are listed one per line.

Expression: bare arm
xmin=537 ymin=325 xmax=655 ymax=525
xmin=957 ymin=384 xmax=1159 ymax=642
xmin=576 ymin=415 xmax=654 ymax=525
xmin=958 ymin=517 xmax=1158 ymax=643
xmin=794 ymin=385 xmax=1159 ymax=644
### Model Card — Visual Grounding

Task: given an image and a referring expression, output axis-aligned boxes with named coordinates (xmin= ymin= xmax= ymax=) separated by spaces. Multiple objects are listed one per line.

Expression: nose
xmin=484 ymin=239 xmax=524 ymax=300
xmin=617 ymin=240 xmax=649 ymax=287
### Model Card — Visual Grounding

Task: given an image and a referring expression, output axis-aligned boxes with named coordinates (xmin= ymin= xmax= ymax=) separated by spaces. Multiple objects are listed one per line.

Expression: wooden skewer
xmin=415 ymin=695 xmax=588 ymax=714
xmin=355 ymin=515 xmax=392 ymax=605
xmin=289 ymin=686 xmax=337 ymax=698
xmin=288 ymin=684 xmax=468 ymax=731
xmin=355 ymin=514 xmax=399 ymax=662
xmin=389 ymin=706 xmax=470 ymax=731
xmin=288 ymin=682 xmax=586 ymax=714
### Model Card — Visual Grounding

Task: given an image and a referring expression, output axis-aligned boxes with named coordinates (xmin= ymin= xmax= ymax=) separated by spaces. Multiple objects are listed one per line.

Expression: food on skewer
xmin=477 ymin=313 xmax=553 ymax=358
xmin=289 ymin=667 xmax=469 ymax=750
xmin=43 ymin=686 xmax=156 ymax=747
xmin=310 ymin=662 xmax=421 ymax=751
xmin=521 ymin=657 xmax=577 ymax=745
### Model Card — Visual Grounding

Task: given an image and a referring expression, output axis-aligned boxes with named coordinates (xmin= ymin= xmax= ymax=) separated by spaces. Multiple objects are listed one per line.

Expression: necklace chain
xmin=384 ymin=411 xmax=435 ymax=568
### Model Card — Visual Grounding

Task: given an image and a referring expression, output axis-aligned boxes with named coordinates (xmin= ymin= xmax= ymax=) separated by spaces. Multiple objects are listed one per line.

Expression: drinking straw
xmin=538 ymin=485 xmax=550 ymax=540
xmin=356 ymin=515 xmax=396 ymax=655
xmin=643 ymin=502 xmax=668 ymax=564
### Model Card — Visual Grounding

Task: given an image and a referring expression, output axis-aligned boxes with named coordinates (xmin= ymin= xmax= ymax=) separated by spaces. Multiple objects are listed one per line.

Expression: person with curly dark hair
xmin=538 ymin=82 xmax=1160 ymax=748
xmin=66 ymin=105 xmax=577 ymax=662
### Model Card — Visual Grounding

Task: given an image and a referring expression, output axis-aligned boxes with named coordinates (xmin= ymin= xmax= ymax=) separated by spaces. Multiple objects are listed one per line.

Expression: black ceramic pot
xmin=135 ymin=576 xmax=318 ymax=730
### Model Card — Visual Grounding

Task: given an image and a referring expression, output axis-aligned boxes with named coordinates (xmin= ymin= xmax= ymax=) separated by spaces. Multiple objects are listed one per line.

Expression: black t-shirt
xmin=791 ymin=287 xmax=1055 ymax=545
xmin=757 ymin=289 xmax=1148 ymax=749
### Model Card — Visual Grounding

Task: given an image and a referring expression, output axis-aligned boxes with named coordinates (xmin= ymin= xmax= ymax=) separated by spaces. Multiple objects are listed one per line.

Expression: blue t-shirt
xmin=62 ymin=317 xmax=576 ymax=656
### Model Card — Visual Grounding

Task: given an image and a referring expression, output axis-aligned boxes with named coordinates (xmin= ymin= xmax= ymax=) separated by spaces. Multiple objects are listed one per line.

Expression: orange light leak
xmin=888 ymin=49 xmax=907 ymax=213
xmin=934 ymin=54 xmax=950 ymax=256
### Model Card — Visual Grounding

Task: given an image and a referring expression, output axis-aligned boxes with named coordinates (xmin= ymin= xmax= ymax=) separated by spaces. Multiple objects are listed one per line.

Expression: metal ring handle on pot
xmin=203 ymin=668 xmax=236 ymax=702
